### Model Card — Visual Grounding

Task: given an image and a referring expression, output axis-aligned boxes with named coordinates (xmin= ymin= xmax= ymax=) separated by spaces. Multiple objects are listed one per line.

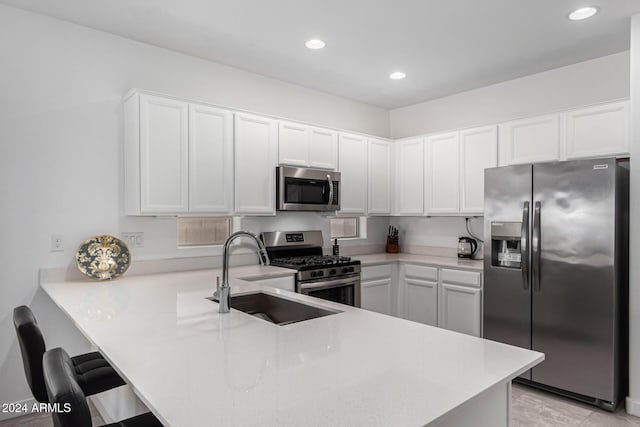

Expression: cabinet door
xmin=278 ymin=120 xmax=309 ymax=167
xmin=498 ymin=114 xmax=560 ymax=166
xmin=405 ymin=278 xmax=438 ymax=326
xmin=338 ymin=133 xmax=368 ymax=214
xmin=564 ymin=100 xmax=630 ymax=159
xmin=367 ymin=138 xmax=392 ymax=215
xmin=425 ymin=132 xmax=460 ymax=215
xmin=188 ymin=104 xmax=233 ymax=213
xmin=396 ymin=138 xmax=424 ymax=215
xmin=361 ymin=278 xmax=392 ymax=315
xmin=439 ymin=283 xmax=481 ymax=336
xmin=460 ymin=125 xmax=497 ymax=214
xmin=309 ymin=127 xmax=338 ymax=170
xmin=139 ymin=94 xmax=189 ymax=214
xmin=234 ymin=113 xmax=278 ymax=214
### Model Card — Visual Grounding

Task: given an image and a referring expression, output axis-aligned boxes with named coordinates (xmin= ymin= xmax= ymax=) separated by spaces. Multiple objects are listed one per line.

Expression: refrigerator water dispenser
xmin=491 ymin=222 xmax=522 ymax=268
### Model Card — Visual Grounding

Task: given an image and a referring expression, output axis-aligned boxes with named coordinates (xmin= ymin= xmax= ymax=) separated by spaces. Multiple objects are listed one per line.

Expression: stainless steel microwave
xmin=276 ymin=166 xmax=340 ymax=211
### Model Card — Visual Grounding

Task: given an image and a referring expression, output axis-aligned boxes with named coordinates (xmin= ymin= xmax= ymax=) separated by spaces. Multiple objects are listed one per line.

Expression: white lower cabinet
xmin=363 ymin=262 xmax=481 ymax=336
xmin=361 ymin=278 xmax=392 ymax=315
xmin=405 ymin=278 xmax=438 ymax=326
xmin=361 ymin=264 xmax=394 ymax=315
xmin=402 ymin=264 xmax=438 ymax=326
xmin=438 ymin=269 xmax=482 ymax=337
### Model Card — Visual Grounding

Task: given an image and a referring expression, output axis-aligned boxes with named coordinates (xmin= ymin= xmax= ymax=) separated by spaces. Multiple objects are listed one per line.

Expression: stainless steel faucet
xmin=215 ymin=231 xmax=270 ymax=313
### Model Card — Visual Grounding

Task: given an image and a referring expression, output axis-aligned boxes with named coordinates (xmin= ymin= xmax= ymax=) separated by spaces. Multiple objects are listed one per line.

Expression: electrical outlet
xmin=122 ymin=232 xmax=144 ymax=248
xmin=50 ymin=235 xmax=64 ymax=252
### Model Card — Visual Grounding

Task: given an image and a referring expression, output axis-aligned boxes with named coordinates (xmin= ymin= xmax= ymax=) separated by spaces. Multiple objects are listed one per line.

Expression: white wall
xmin=390 ymin=51 xmax=630 ymax=139
xmin=627 ymin=13 xmax=640 ymax=417
xmin=0 ymin=4 xmax=389 ymax=414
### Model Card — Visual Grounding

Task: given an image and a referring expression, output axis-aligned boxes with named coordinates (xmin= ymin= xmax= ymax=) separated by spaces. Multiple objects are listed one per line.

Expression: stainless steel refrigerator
xmin=483 ymin=157 xmax=628 ymax=410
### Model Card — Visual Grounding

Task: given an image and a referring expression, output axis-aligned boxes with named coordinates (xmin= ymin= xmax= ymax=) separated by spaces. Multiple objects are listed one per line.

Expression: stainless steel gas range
xmin=261 ymin=231 xmax=361 ymax=307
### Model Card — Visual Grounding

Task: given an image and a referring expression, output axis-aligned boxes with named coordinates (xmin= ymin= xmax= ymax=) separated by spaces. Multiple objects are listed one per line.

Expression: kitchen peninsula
xmin=40 ymin=266 xmax=543 ymax=427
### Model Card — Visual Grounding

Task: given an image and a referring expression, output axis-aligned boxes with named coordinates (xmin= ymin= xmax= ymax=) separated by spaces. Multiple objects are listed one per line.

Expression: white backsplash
xmin=390 ymin=216 xmax=485 ymax=258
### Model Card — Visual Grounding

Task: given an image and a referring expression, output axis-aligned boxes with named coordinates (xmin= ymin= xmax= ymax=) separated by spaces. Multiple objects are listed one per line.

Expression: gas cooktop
xmin=270 ymin=255 xmax=359 ymax=271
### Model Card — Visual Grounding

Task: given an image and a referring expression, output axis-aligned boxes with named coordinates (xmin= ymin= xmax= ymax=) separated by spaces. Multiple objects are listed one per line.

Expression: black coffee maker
xmin=457 ymin=237 xmax=478 ymax=259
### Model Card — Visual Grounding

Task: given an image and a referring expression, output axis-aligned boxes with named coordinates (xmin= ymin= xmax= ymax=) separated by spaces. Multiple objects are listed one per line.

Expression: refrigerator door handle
xmin=521 ymin=201 xmax=530 ymax=290
xmin=532 ymin=201 xmax=541 ymax=292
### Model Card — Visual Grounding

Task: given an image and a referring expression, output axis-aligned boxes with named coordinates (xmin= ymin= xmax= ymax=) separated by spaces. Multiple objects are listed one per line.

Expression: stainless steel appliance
xmin=276 ymin=166 xmax=340 ymax=211
xmin=261 ymin=230 xmax=360 ymax=307
xmin=457 ymin=237 xmax=478 ymax=259
xmin=483 ymin=157 xmax=629 ymax=410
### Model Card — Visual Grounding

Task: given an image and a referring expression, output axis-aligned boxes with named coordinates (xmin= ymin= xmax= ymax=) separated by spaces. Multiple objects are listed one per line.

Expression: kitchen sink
xmin=208 ymin=291 xmax=341 ymax=325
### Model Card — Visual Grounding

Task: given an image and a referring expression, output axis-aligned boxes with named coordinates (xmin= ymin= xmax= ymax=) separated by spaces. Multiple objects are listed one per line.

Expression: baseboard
xmin=0 ymin=397 xmax=37 ymax=421
xmin=626 ymin=396 xmax=640 ymax=416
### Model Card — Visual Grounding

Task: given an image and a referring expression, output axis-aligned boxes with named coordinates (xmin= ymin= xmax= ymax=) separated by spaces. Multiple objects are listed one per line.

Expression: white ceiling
xmin=2 ymin=0 xmax=639 ymax=109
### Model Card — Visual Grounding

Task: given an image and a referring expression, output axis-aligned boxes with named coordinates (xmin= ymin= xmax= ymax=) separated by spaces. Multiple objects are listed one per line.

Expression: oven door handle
xmin=300 ymin=276 xmax=359 ymax=290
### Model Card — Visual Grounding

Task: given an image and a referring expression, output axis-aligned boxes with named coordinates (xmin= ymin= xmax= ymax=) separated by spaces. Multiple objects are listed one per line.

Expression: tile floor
xmin=511 ymin=384 xmax=640 ymax=427
xmin=1 ymin=384 xmax=639 ymax=426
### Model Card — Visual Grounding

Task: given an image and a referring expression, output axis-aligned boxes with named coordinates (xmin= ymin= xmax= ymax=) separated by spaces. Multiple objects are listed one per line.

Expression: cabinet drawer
xmin=440 ymin=269 xmax=481 ymax=287
xmin=361 ymin=264 xmax=392 ymax=281
xmin=404 ymin=264 xmax=438 ymax=281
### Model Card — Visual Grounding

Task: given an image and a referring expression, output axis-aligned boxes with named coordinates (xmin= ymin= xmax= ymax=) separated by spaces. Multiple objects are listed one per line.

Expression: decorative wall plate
xmin=75 ymin=235 xmax=130 ymax=280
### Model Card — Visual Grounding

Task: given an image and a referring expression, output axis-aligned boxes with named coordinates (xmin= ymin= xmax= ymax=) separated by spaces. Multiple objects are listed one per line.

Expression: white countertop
xmin=41 ymin=266 xmax=540 ymax=427
xmin=356 ymin=253 xmax=483 ymax=271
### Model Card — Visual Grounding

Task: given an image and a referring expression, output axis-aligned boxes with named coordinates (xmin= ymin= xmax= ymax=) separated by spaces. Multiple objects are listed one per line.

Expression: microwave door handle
xmin=327 ymin=175 xmax=333 ymax=206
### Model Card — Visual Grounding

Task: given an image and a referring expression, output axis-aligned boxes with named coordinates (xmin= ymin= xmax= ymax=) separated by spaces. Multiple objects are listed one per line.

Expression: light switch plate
xmin=50 ymin=235 xmax=64 ymax=252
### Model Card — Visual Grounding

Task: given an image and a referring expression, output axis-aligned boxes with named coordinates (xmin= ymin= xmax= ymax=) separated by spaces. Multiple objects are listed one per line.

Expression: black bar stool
xmin=13 ymin=305 xmax=125 ymax=403
xmin=44 ymin=347 xmax=163 ymax=427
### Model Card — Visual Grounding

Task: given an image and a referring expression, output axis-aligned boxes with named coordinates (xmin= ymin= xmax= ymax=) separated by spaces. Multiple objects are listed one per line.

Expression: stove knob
xmin=311 ymin=271 xmax=318 ymax=278
xmin=341 ymin=267 xmax=348 ymax=274
xmin=318 ymin=271 xmax=324 ymax=277
xmin=348 ymin=267 xmax=355 ymax=273
xmin=330 ymin=269 xmax=336 ymax=275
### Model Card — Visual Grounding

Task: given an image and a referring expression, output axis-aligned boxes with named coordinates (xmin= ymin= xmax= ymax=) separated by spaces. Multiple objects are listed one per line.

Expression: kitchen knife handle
xmin=327 ymin=175 xmax=333 ymax=206
xmin=532 ymin=201 xmax=541 ymax=292
xmin=521 ymin=201 xmax=530 ymax=290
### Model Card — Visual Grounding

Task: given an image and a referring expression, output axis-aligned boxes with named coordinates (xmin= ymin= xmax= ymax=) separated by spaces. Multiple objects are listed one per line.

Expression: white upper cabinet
xmin=188 ymin=104 xmax=233 ymax=213
xmin=338 ymin=132 xmax=368 ymax=214
xmin=563 ymin=100 xmax=630 ymax=160
xmin=278 ymin=121 xmax=338 ymax=170
xmin=125 ymin=93 xmax=189 ymax=215
xmin=309 ymin=126 xmax=338 ymax=170
xmin=459 ymin=125 xmax=498 ymax=214
xmin=234 ymin=113 xmax=278 ymax=215
xmin=395 ymin=138 xmax=424 ymax=216
xmin=278 ymin=120 xmax=309 ymax=167
xmin=498 ymin=114 xmax=560 ymax=166
xmin=367 ymin=138 xmax=392 ymax=215
xmin=125 ymin=92 xmax=235 ymax=216
xmin=425 ymin=132 xmax=460 ymax=215
xmin=139 ymin=95 xmax=189 ymax=214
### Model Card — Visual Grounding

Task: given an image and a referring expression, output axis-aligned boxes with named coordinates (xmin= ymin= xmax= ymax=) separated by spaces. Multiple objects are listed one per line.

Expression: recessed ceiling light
xmin=305 ymin=39 xmax=326 ymax=50
xmin=389 ymin=72 xmax=406 ymax=80
xmin=568 ymin=6 xmax=598 ymax=21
